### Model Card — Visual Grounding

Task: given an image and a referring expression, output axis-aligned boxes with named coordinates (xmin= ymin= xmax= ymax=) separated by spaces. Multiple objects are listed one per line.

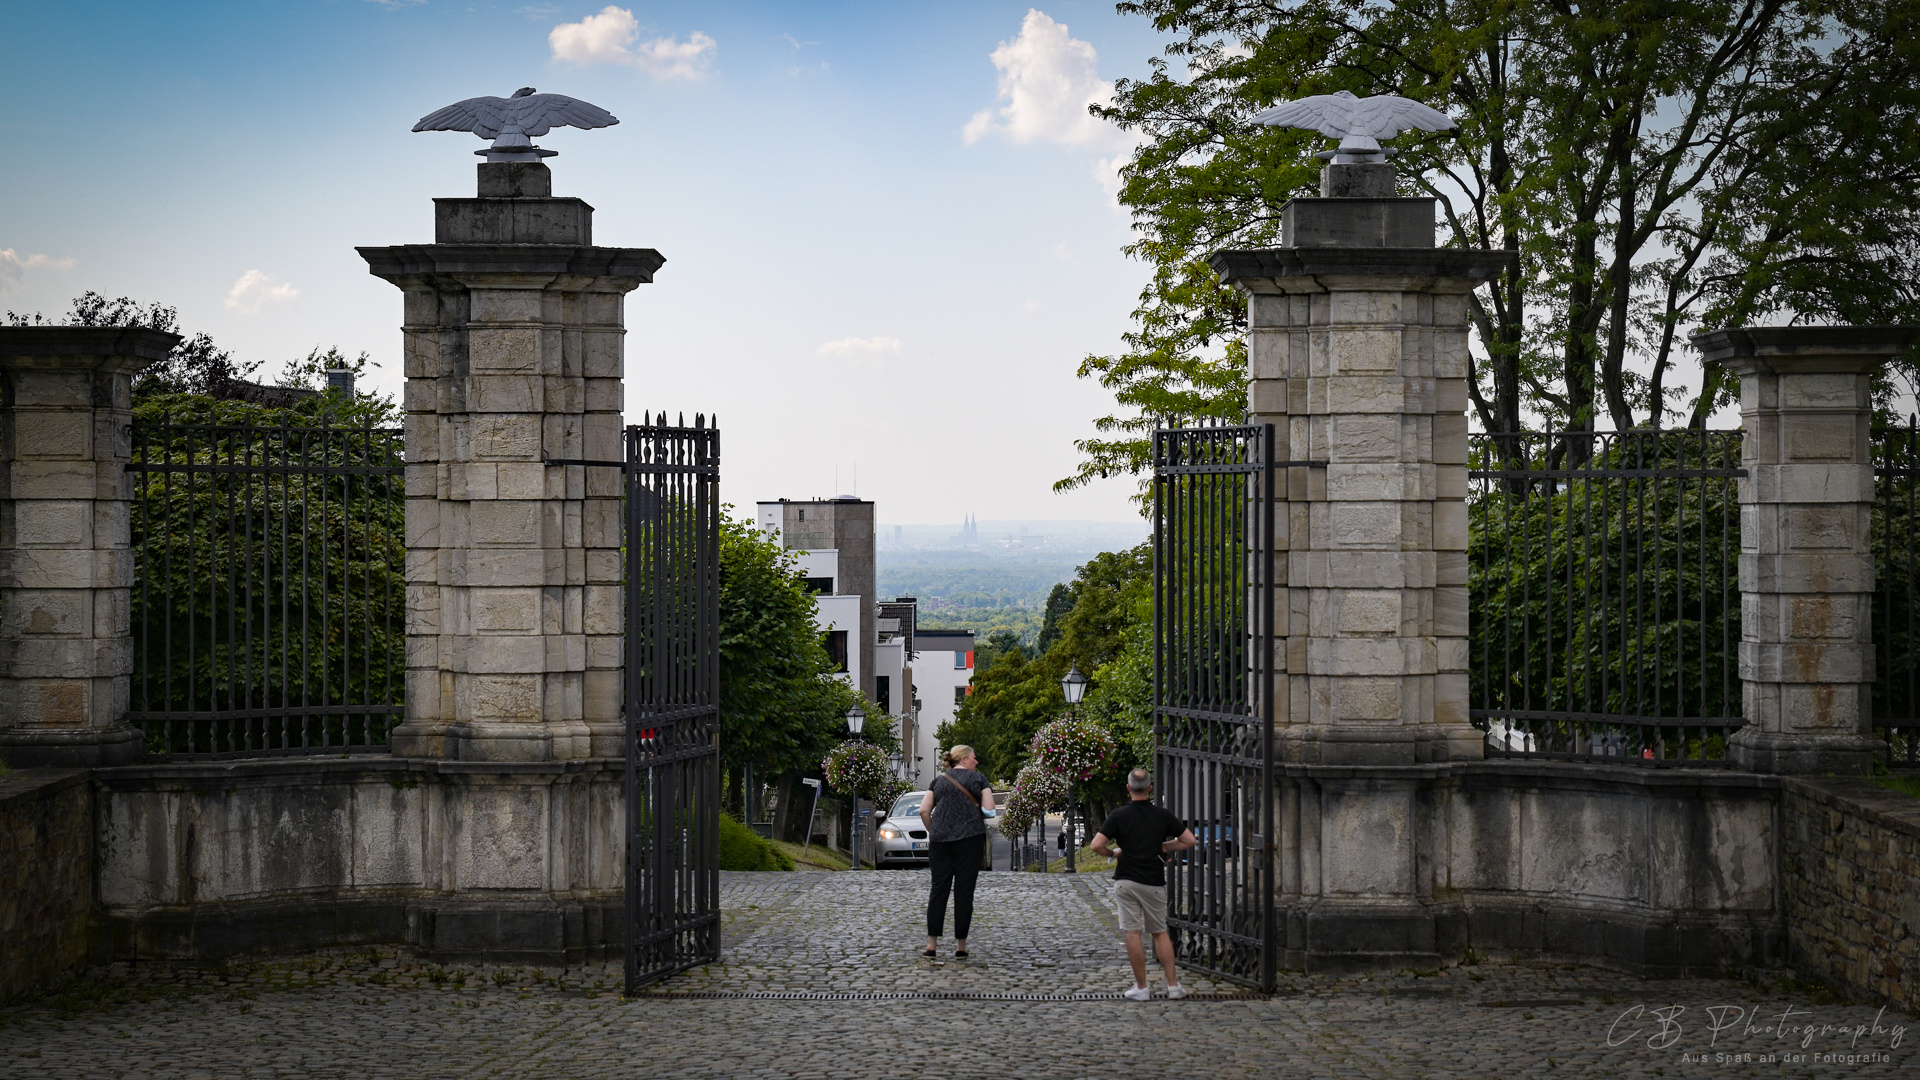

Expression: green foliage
xmin=974 ymin=630 xmax=1028 ymax=675
xmin=1078 ymin=601 xmax=1155 ymax=775
xmin=718 ymin=813 xmax=795 ymax=871
xmin=1036 ymin=582 xmax=1074 ymax=652
xmin=1070 ymin=1 xmax=1920 ymax=497
xmin=717 ymin=515 xmax=879 ymax=775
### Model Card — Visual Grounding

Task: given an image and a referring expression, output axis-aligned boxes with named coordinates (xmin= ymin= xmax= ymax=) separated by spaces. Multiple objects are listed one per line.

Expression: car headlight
xmin=879 ymin=828 xmax=899 ymax=839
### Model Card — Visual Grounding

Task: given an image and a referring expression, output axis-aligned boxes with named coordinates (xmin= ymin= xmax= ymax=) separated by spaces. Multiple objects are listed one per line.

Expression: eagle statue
xmin=1251 ymin=91 xmax=1453 ymax=161
xmin=413 ymin=87 xmax=619 ymax=162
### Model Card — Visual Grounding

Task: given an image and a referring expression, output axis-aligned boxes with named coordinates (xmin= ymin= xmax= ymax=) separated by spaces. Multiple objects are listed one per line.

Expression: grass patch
xmin=768 ymin=839 xmax=852 ymax=871
xmin=1042 ymin=845 xmax=1116 ymax=874
xmin=1871 ymin=773 xmax=1920 ymax=800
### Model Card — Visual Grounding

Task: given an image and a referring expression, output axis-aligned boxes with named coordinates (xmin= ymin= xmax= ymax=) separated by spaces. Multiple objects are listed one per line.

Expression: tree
xmin=1036 ymin=582 xmax=1075 ymax=652
xmin=717 ymin=515 xmax=871 ymax=778
xmin=974 ymin=629 xmax=1029 ymax=675
xmin=1062 ymin=0 xmax=1920 ymax=495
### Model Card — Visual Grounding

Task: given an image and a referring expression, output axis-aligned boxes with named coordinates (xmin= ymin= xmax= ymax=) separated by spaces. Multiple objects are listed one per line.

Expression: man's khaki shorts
xmin=1113 ymin=879 xmax=1168 ymax=934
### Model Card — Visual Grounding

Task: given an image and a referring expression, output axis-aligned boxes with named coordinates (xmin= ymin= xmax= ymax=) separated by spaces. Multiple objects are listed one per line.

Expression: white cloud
xmin=550 ymin=6 xmax=715 ymax=81
xmin=362 ymin=0 xmax=425 ymax=9
xmin=815 ymin=336 xmax=903 ymax=360
xmin=962 ymin=9 xmax=1131 ymax=152
xmin=0 ymin=249 xmax=75 ymax=294
xmin=225 ymin=270 xmax=299 ymax=314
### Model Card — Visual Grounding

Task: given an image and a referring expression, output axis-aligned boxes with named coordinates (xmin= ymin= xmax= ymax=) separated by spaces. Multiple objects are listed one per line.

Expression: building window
xmin=954 ymin=686 xmax=967 ymax=707
xmin=800 ymin=576 xmax=833 ymax=594
xmin=823 ymin=630 xmax=848 ymax=673
xmin=875 ymin=675 xmax=891 ymax=714
xmin=954 ymin=651 xmax=966 ymax=669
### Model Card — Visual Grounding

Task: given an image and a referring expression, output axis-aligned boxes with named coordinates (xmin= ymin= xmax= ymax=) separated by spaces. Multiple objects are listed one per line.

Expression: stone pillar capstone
xmin=1696 ymin=325 xmax=1920 ymax=775
xmin=1213 ymin=161 xmax=1510 ymax=766
xmin=0 ymin=327 xmax=176 ymax=767
xmin=360 ymin=161 xmax=662 ymax=762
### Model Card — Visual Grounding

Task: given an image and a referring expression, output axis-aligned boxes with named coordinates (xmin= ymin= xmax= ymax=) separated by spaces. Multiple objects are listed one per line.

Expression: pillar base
xmin=1728 ymin=729 xmax=1881 ymax=776
xmin=1282 ymin=900 xmax=1457 ymax=974
xmin=0 ymin=724 xmax=143 ymax=767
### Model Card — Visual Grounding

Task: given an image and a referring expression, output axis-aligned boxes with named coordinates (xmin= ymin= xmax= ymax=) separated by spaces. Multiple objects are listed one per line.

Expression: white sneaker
xmin=1123 ymin=985 xmax=1152 ymax=1001
xmin=1166 ymin=984 xmax=1188 ymax=1000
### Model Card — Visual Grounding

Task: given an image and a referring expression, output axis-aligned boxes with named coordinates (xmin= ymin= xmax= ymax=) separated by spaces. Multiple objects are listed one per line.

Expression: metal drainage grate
xmin=624 ymin=990 xmax=1269 ymax=1003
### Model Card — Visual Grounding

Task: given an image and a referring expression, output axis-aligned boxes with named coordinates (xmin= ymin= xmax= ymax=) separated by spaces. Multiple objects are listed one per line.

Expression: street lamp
xmin=1059 ymin=664 xmax=1089 ymax=874
xmin=846 ymin=705 xmax=866 ymax=869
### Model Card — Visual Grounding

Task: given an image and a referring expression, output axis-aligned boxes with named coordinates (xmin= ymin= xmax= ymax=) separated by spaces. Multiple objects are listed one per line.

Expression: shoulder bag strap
xmin=943 ymin=771 xmax=981 ymax=806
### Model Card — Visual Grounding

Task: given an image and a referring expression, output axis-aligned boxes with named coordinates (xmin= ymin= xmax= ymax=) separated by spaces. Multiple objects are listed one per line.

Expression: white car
xmin=874 ymin=792 xmax=932 ymax=868
xmin=874 ymin=791 xmax=1005 ymax=869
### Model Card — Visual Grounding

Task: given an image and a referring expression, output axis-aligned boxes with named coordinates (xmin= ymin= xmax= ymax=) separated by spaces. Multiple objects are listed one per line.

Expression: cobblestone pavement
xmin=2 ymin=871 xmax=1913 ymax=1079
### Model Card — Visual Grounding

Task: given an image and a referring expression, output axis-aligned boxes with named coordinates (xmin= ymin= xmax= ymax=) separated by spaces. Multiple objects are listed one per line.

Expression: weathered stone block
xmin=12 ymin=412 xmax=92 ymax=459
xmin=1782 ymin=415 xmax=1858 ymax=461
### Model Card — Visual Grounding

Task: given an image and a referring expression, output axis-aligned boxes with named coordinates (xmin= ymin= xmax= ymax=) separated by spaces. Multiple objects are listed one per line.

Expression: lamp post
xmin=846 ymin=705 xmax=866 ymax=870
xmin=1059 ymin=664 xmax=1090 ymax=874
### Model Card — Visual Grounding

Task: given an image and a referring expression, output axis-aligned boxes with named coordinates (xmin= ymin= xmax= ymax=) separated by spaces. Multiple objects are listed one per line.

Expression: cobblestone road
xmin=2 ymin=871 xmax=1913 ymax=1079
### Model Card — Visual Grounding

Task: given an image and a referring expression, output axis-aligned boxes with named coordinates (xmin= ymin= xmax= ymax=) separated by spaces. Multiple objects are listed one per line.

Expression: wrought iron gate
xmin=622 ymin=414 xmax=721 ymax=991
xmin=1151 ymin=422 xmax=1277 ymax=992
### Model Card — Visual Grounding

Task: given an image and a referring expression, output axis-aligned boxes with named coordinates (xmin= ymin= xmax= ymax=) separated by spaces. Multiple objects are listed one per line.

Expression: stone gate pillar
xmin=1212 ymin=158 xmax=1510 ymax=971
xmin=1214 ymin=163 xmax=1510 ymax=767
xmin=1696 ymin=326 xmax=1920 ymax=775
xmin=360 ymin=162 xmax=662 ymax=762
xmin=0 ymin=327 xmax=176 ymax=766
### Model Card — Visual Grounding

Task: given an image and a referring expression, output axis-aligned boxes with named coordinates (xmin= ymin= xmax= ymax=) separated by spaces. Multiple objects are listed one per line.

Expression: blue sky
xmin=0 ymin=1 xmax=1177 ymax=523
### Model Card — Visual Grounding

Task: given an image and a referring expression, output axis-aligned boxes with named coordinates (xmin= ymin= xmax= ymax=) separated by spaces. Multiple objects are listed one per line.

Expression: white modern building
xmin=905 ymin=628 xmax=974 ymax=787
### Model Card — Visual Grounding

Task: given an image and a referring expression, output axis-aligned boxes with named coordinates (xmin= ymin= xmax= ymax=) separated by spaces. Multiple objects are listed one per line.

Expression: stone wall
xmin=94 ymin=757 xmax=623 ymax=965
xmin=0 ymin=769 xmax=93 ymax=998
xmin=1275 ymin=760 xmax=1784 ymax=974
xmin=1780 ymin=778 xmax=1920 ymax=1011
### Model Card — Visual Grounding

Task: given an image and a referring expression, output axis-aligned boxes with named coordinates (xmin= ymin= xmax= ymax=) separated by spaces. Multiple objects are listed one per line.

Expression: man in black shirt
xmin=1091 ymin=768 xmax=1198 ymax=1000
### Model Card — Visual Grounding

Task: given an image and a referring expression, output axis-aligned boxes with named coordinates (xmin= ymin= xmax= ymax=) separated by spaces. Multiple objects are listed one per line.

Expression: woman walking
xmin=921 ymin=744 xmax=993 ymax=958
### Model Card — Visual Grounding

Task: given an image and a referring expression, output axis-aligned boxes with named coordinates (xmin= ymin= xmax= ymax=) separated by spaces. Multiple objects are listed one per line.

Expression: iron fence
xmin=127 ymin=418 xmax=405 ymax=758
xmin=1468 ymin=427 xmax=1745 ymax=766
xmin=1874 ymin=421 xmax=1920 ymax=768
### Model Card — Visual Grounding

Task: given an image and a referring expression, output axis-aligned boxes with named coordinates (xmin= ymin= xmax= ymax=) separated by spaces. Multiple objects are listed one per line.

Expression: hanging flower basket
xmin=821 ymin=740 xmax=901 ymax=803
xmin=1029 ymin=715 xmax=1119 ymax=783
xmin=998 ymin=762 xmax=1069 ymax=838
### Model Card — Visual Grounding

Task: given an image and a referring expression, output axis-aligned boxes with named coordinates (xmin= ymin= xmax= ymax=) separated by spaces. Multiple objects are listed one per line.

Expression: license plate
xmin=911 ymin=842 xmax=928 ymax=850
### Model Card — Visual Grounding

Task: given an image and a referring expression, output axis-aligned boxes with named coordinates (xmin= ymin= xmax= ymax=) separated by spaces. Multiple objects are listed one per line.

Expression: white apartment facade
xmin=905 ymin=629 xmax=974 ymax=788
